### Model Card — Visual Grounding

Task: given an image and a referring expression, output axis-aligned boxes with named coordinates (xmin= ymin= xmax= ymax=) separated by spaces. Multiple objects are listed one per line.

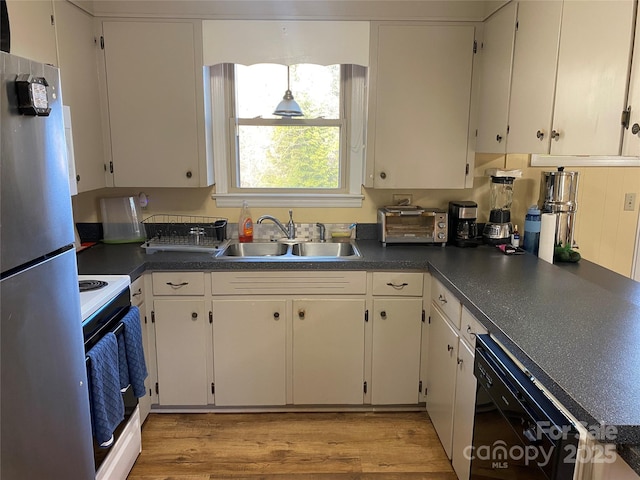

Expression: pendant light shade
xmin=273 ymin=65 xmax=303 ymax=117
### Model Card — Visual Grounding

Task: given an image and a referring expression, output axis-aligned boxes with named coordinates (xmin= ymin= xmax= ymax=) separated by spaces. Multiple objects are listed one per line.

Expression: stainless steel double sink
xmin=215 ymin=240 xmax=362 ymax=260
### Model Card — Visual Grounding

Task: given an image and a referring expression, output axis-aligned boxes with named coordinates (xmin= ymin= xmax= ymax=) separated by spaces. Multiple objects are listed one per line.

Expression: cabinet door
xmin=426 ymin=306 xmax=459 ymax=459
xmin=551 ymin=0 xmax=635 ymax=155
xmin=6 ymin=0 xmax=57 ymax=65
xmin=369 ymin=24 xmax=475 ymax=189
xmin=452 ymin=340 xmax=476 ymax=480
xmin=622 ymin=7 xmax=640 ymax=156
xmin=102 ymin=21 xmax=202 ymax=187
xmin=130 ymin=277 xmax=151 ymax=422
xmin=153 ymin=299 xmax=209 ymax=405
xmin=292 ymin=299 xmax=365 ymax=404
xmin=507 ymin=0 xmax=562 ymax=154
xmin=371 ymin=298 xmax=422 ymax=405
xmin=212 ymin=299 xmax=286 ymax=406
xmin=54 ymin=0 xmax=106 ymax=193
xmin=476 ymin=2 xmax=517 ymax=154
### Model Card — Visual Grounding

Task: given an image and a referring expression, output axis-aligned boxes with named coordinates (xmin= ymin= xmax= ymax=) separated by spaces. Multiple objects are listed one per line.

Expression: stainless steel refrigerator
xmin=1 ymin=51 xmax=95 ymax=479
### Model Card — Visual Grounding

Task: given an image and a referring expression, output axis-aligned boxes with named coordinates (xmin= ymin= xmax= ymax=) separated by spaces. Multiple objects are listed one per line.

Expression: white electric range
xmin=78 ymin=275 xmax=130 ymax=321
xmin=78 ymin=273 xmax=141 ymax=480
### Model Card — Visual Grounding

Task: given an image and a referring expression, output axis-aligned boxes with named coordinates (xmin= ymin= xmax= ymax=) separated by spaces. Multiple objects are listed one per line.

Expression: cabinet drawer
xmin=372 ymin=272 xmax=424 ymax=297
xmin=211 ymin=271 xmax=366 ymax=295
xmin=152 ymin=272 xmax=205 ymax=296
xmin=431 ymin=278 xmax=461 ymax=329
xmin=130 ymin=275 xmax=145 ymax=307
xmin=460 ymin=306 xmax=487 ymax=348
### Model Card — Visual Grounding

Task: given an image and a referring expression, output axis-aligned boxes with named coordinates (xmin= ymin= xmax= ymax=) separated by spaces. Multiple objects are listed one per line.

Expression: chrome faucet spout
xmin=256 ymin=214 xmax=295 ymax=239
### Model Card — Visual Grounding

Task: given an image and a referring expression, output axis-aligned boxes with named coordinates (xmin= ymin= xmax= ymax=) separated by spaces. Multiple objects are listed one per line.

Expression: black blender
xmin=482 ymin=170 xmax=521 ymax=245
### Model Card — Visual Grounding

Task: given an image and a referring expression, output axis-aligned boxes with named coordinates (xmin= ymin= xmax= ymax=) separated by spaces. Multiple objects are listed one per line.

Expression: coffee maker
xmin=449 ymin=201 xmax=480 ymax=247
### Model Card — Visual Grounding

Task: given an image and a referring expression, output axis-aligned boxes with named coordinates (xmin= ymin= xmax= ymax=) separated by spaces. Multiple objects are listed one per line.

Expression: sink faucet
xmin=256 ymin=210 xmax=296 ymax=240
xmin=316 ymin=223 xmax=326 ymax=242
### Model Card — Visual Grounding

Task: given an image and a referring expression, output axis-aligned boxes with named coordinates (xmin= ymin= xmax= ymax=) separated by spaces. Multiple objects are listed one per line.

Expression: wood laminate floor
xmin=127 ymin=412 xmax=457 ymax=480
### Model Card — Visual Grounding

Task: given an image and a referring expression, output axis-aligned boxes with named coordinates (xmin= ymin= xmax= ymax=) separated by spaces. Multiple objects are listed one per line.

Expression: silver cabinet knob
xmin=447 ymin=344 xmax=454 ymax=352
xmin=536 ymin=130 xmax=545 ymax=140
xmin=551 ymin=130 xmax=560 ymax=140
xmin=186 ymin=170 xmax=193 ymax=178
xmin=298 ymin=309 xmax=305 ymax=320
xmin=438 ymin=294 xmax=447 ymax=304
xmin=379 ymin=171 xmax=387 ymax=179
xmin=496 ymin=134 xmax=503 ymax=143
xmin=191 ymin=312 xmax=198 ymax=319
xmin=380 ymin=311 xmax=387 ymax=319
xmin=273 ymin=312 xmax=280 ymax=320
xmin=632 ymin=123 xmax=640 ymax=135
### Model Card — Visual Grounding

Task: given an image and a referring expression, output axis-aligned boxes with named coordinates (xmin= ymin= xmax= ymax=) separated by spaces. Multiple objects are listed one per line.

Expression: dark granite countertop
xmin=76 ymin=239 xmax=640 ymax=467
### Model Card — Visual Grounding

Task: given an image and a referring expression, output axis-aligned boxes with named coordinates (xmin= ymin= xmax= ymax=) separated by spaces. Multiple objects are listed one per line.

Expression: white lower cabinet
xmin=371 ymin=297 xmax=423 ymax=405
xmin=212 ymin=299 xmax=286 ymax=406
xmin=426 ymin=306 xmax=459 ymax=459
xmin=148 ymin=270 xmax=428 ymax=409
xmin=427 ymin=291 xmax=488 ymax=476
xmin=153 ymin=298 xmax=209 ymax=406
xmin=292 ymin=298 xmax=366 ymax=405
xmin=451 ymin=339 xmax=476 ymax=480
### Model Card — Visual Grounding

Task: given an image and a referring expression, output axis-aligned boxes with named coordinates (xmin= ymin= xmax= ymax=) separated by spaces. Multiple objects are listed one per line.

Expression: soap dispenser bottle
xmin=238 ymin=200 xmax=253 ymax=243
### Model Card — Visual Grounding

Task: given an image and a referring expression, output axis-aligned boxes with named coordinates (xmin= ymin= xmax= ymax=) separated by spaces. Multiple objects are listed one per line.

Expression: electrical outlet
xmin=392 ymin=194 xmax=412 ymax=205
xmin=624 ymin=193 xmax=636 ymax=211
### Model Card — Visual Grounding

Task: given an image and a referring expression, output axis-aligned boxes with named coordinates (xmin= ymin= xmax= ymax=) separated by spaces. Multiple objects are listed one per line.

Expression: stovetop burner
xmin=79 ymin=280 xmax=108 ymax=292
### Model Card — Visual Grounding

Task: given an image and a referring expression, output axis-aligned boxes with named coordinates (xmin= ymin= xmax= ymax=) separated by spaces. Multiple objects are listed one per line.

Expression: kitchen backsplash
xmin=71 ymin=153 xmax=640 ymax=277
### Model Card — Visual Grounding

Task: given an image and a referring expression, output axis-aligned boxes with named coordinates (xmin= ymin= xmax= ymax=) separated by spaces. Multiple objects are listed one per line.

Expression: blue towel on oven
xmin=87 ymin=332 xmax=124 ymax=446
xmin=121 ymin=306 xmax=148 ymax=398
xmin=116 ymin=332 xmax=129 ymax=391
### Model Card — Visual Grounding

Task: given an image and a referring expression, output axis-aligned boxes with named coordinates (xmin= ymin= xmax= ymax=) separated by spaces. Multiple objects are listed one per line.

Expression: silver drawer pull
xmin=166 ymin=282 xmax=189 ymax=288
xmin=466 ymin=325 xmax=476 ymax=337
xmin=438 ymin=294 xmax=447 ymax=304
xmin=132 ymin=288 xmax=142 ymax=297
xmin=386 ymin=282 xmax=408 ymax=290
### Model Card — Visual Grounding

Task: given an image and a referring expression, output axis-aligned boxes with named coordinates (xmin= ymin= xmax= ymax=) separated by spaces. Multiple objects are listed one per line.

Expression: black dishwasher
xmin=470 ymin=335 xmax=579 ymax=479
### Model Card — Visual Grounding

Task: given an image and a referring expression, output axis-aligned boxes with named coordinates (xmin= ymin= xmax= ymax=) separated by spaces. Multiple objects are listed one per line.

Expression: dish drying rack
xmin=141 ymin=214 xmax=228 ymax=253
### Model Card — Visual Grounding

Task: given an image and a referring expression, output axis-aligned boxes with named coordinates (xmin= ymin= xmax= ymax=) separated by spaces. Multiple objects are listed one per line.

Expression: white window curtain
xmin=202 ymin=20 xmax=370 ymax=67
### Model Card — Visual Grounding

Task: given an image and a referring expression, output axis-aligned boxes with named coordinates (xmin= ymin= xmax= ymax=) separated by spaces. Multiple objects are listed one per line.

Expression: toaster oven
xmin=378 ymin=207 xmax=448 ymax=246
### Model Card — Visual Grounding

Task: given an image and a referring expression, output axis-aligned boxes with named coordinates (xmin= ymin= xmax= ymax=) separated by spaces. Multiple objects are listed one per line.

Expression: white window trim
xmin=210 ymin=64 xmax=366 ymax=208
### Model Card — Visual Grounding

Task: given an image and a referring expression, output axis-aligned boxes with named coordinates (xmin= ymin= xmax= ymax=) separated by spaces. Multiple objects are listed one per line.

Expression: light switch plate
xmin=624 ymin=193 xmax=636 ymax=211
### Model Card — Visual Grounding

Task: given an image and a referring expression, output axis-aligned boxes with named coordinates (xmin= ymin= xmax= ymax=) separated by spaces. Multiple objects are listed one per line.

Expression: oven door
xmin=83 ymin=290 xmax=139 ymax=472
xmin=470 ymin=335 xmax=578 ymax=480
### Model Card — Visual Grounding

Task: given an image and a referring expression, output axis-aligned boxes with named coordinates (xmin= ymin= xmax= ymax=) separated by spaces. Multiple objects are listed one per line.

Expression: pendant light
xmin=273 ymin=65 xmax=304 ymax=117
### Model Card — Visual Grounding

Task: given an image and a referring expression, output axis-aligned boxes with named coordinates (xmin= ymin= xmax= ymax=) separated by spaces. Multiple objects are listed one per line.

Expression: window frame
xmin=210 ymin=63 xmax=366 ymax=207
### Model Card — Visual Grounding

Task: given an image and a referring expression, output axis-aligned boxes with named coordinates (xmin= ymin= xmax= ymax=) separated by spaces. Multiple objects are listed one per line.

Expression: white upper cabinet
xmin=622 ymin=6 xmax=640 ymax=157
xmin=367 ymin=23 xmax=476 ymax=189
xmin=476 ymin=2 xmax=517 ymax=154
xmin=478 ymin=0 xmax=636 ymax=156
xmin=506 ymin=0 xmax=562 ymax=154
xmin=6 ymin=0 xmax=57 ymax=65
xmin=54 ymin=1 xmax=105 ymax=193
xmin=100 ymin=20 xmax=211 ymax=188
xmin=550 ymin=0 xmax=635 ymax=155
